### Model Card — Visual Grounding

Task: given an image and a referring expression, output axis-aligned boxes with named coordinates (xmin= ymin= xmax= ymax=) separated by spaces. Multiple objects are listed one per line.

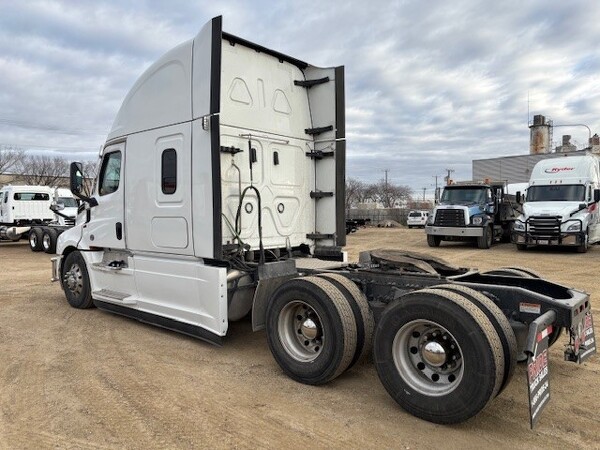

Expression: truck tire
xmin=317 ymin=273 xmax=375 ymax=367
xmin=427 ymin=284 xmax=517 ymax=396
xmin=42 ymin=228 xmax=58 ymax=254
xmin=427 ymin=235 xmax=441 ymax=247
xmin=266 ymin=276 xmax=357 ymax=385
xmin=577 ymin=232 xmax=589 ymax=253
xmin=477 ymin=226 xmax=492 ymax=249
xmin=61 ymin=251 xmax=94 ymax=309
xmin=29 ymin=228 xmax=43 ymax=252
xmin=373 ymin=288 xmax=504 ymax=424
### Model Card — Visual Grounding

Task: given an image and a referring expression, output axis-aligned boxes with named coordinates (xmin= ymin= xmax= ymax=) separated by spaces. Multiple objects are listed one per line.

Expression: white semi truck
xmin=512 ymin=154 xmax=600 ymax=252
xmin=51 ymin=16 xmax=595 ymax=427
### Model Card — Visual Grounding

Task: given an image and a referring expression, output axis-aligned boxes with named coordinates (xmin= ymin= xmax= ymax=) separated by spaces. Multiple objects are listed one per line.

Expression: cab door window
xmin=98 ymin=151 xmax=122 ymax=196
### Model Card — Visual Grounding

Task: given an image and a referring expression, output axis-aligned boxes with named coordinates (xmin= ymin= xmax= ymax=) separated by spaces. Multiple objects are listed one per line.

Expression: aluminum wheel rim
xmin=64 ymin=263 xmax=84 ymax=297
xmin=30 ymin=234 xmax=38 ymax=248
xmin=392 ymin=319 xmax=464 ymax=396
xmin=278 ymin=300 xmax=324 ymax=362
xmin=43 ymin=234 xmax=51 ymax=250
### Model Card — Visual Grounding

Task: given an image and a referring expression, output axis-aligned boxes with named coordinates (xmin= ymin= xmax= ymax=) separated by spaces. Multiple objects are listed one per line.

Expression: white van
xmin=407 ymin=210 xmax=428 ymax=228
xmin=512 ymin=154 xmax=600 ymax=252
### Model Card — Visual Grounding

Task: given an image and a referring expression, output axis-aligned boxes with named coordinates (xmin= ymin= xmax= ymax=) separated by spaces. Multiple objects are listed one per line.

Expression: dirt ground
xmin=0 ymin=228 xmax=599 ymax=449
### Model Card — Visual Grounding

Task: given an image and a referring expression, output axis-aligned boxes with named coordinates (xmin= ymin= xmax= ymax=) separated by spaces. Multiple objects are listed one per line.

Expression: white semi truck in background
xmin=512 ymin=154 xmax=600 ymax=252
xmin=51 ymin=16 xmax=595 ymax=427
xmin=0 ymin=185 xmax=78 ymax=252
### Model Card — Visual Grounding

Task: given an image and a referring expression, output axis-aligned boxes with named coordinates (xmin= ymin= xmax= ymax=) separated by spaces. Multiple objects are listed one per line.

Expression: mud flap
xmin=565 ymin=310 xmax=596 ymax=363
xmin=524 ymin=310 xmax=555 ymax=428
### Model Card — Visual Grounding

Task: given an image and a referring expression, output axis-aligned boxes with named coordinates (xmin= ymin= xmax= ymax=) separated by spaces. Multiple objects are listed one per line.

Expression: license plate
xmin=536 ymin=239 xmax=549 ymax=245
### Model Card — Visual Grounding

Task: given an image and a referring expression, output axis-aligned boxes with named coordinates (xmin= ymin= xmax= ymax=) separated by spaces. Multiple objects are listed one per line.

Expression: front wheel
xmin=477 ymin=226 xmax=492 ymax=249
xmin=427 ymin=235 xmax=441 ymax=247
xmin=374 ymin=289 xmax=504 ymax=424
xmin=577 ymin=232 xmax=589 ymax=253
xmin=61 ymin=251 xmax=94 ymax=309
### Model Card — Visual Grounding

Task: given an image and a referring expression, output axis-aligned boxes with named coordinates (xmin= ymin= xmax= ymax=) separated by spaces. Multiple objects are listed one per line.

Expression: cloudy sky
xmin=2 ymin=0 xmax=600 ymax=196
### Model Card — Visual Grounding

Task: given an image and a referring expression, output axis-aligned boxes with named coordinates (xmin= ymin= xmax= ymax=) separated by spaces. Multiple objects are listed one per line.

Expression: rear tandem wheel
xmin=265 ymin=276 xmax=358 ymax=385
xmin=373 ymin=288 xmax=504 ymax=424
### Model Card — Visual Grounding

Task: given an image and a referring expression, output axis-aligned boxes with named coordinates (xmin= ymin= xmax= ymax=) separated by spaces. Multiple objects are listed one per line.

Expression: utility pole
xmin=382 ymin=169 xmax=389 ymax=187
xmin=421 ymin=187 xmax=427 ymax=202
xmin=444 ymin=168 xmax=455 ymax=185
xmin=432 ymin=175 xmax=441 ymax=203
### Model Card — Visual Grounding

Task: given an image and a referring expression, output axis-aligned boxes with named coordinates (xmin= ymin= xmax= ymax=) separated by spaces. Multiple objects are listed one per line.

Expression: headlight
xmin=513 ymin=220 xmax=525 ymax=232
xmin=567 ymin=222 xmax=581 ymax=232
xmin=471 ymin=216 xmax=483 ymax=225
xmin=426 ymin=215 xmax=434 ymax=225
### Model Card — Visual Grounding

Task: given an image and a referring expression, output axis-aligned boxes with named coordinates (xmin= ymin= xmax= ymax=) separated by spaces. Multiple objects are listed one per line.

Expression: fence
xmin=346 ymin=208 xmax=413 ymax=226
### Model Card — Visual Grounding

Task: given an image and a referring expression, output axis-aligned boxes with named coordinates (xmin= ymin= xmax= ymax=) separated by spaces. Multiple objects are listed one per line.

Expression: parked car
xmin=407 ymin=210 xmax=429 ymax=228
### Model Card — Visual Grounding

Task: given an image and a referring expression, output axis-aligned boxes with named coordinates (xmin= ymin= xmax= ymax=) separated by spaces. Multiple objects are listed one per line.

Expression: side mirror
xmin=50 ymin=202 xmax=65 ymax=212
xmin=70 ymin=162 xmax=84 ymax=195
xmin=594 ymin=189 xmax=600 ymax=203
xmin=516 ymin=191 xmax=522 ymax=204
xmin=69 ymin=162 xmax=98 ymax=207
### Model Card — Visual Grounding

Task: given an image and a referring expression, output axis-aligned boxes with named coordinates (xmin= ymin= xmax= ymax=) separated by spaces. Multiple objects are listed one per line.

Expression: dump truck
xmin=51 ymin=16 xmax=595 ymax=428
xmin=425 ymin=181 xmax=520 ymax=249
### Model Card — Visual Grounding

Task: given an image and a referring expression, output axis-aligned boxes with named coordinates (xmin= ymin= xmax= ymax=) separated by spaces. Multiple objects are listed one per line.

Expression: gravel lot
xmin=0 ymin=228 xmax=598 ymax=449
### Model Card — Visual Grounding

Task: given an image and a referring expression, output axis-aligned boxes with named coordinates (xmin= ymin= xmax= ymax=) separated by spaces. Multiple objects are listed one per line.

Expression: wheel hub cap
xmin=422 ymin=341 xmax=446 ymax=367
xmin=300 ymin=318 xmax=318 ymax=340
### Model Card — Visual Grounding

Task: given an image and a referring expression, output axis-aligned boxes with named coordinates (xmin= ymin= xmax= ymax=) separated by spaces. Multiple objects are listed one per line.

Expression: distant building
xmin=473 ymin=114 xmax=600 ymax=184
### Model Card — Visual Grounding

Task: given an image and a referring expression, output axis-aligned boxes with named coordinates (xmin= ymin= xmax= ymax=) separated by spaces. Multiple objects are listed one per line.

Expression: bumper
xmin=51 ymin=255 xmax=63 ymax=282
xmin=512 ymin=231 xmax=585 ymax=247
xmin=425 ymin=225 xmax=483 ymax=237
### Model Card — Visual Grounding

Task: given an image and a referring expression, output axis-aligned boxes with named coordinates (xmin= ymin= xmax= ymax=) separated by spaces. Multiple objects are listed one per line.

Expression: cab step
xmin=92 ymin=289 xmax=137 ymax=305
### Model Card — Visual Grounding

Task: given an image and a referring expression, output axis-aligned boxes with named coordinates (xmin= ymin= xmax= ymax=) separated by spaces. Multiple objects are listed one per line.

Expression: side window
xmin=161 ymin=148 xmax=177 ymax=194
xmin=98 ymin=151 xmax=122 ymax=196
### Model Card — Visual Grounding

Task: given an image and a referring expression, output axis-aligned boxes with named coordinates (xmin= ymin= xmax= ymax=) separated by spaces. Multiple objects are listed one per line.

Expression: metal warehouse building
xmin=472 ymin=150 xmax=590 ymax=184
xmin=473 ymin=114 xmax=600 ymax=183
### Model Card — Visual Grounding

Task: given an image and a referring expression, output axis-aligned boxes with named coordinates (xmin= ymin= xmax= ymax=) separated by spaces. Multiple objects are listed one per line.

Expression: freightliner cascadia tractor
xmin=51 ymin=16 xmax=595 ymax=427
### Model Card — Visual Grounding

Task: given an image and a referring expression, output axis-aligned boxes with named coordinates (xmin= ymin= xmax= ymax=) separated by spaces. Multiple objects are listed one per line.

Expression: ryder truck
xmin=52 ymin=16 xmax=595 ymax=427
xmin=512 ymin=155 xmax=600 ymax=252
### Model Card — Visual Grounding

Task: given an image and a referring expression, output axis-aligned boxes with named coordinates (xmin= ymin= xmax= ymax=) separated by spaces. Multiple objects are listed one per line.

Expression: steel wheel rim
xmin=392 ymin=319 xmax=464 ymax=396
xmin=64 ymin=263 xmax=84 ymax=297
xmin=43 ymin=234 xmax=51 ymax=250
xmin=278 ymin=300 xmax=324 ymax=362
xmin=30 ymin=234 xmax=38 ymax=247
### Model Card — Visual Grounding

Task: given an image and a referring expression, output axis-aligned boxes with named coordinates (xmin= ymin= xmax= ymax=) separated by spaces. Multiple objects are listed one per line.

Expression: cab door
xmin=81 ymin=142 xmax=126 ymax=249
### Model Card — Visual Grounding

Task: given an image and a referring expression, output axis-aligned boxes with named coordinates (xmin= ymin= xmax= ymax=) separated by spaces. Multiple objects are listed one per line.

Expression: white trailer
xmin=51 ymin=17 xmax=595 ymax=427
xmin=512 ymin=154 xmax=600 ymax=252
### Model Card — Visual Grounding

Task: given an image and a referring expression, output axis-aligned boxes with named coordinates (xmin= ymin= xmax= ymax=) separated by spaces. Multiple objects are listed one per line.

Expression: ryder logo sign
xmin=544 ymin=167 xmax=574 ymax=174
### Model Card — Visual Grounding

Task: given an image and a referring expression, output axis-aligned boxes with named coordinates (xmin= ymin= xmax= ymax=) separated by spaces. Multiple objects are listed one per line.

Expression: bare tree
xmin=0 ymin=145 xmax=25 ymax=175
xmin=345 ymin=178 xmax=365 ymax=209
xmin=372 ymin=180 xmax=412 ymax=208
xmin=19 ymin=154 xmax=69 ymax=186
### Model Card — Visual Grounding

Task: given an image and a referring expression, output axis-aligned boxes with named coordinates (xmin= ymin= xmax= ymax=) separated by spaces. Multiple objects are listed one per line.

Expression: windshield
xmin=58 ymin=197 xmax=78 ymax=207
xmin=526 ymin=185 xmax=585 ymax=202
xmin=409 ymin=212 xmax=422 ymax=217
xmin=440 ymin=187 xmax=488 ymax=205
